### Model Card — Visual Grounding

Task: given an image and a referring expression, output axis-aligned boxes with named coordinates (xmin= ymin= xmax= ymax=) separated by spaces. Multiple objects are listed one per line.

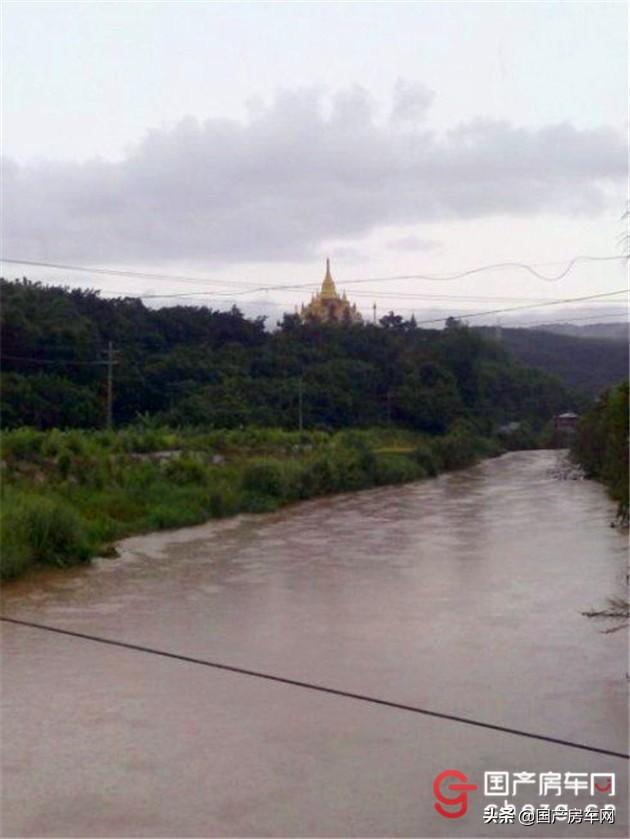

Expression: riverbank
xmin=0 ymin=424 xmax=502 ymax=581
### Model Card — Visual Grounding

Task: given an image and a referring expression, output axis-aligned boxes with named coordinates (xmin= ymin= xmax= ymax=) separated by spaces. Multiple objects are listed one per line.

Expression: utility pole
xmin=298 ymin=376 xmax=304 ymax=432
xmin=103 ymin=341 xmax=118 ymax=429
xmin=372 ymin=302 xmax=377 ymax=325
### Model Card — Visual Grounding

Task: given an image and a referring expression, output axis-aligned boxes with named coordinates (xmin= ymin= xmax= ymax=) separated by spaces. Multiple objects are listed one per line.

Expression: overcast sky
xmin=1 ymin=1 xmax=627 ymax=325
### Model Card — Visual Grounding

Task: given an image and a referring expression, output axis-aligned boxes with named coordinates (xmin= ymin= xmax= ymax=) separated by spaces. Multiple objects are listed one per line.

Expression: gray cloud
xmin=391 ymin=80 xmax=434 ymax=123
xmin=3 ymin=85 xmax=625 ymax=264
xmin=387 ymin=235 xmax=441 ymax=252
xmin=326 ymin=245 xmax=367 ymax=263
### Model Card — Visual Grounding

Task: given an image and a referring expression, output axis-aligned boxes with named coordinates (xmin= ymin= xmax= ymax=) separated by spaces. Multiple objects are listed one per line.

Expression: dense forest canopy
xmin=571 ymin=380 xmax=629 ymax=522
xmin=0 ymin=278 xmax=608 ymax=433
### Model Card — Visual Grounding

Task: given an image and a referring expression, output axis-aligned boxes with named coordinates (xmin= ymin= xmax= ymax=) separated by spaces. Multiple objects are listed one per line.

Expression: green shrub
xmin=0 ymin=528 xmax=34 ymax=580
xmin=120 ymin=462 xmax=158 ymax=492
xmin=41 ymin=429 xmax=66 ymax=458
xmin=87 ymin=489 xmax=147 ymax=524
xmin=298 ymin=455 xmax=336 ymax=498
xmin=57 ymin=450 xmax=72 ymax=479
xmin=145 ymin=504 xmax=192 ymax=530
xmin=207 ymin=485 xmax=242 ymax=518
xmin=63 ymin=430 xmax=87 ymax=456
xmin=0 ymin=491 xmax=91 ymax=578
xmin=433 ymin=429 xmax=477 ymax=471
xmin=83 ymin=514 xmax=121 ymax=547
xmin=1 ymin=427 xmax=44 ymax=461
xmin=23 ymin=498 xmax=91 ymax=567
xmin=143 ymin=486 xmax=207 ymax=530
xmin=163 ymin=455 xmax=208 ymax=485
xmin=330 ymin=448 xmax=374 ymax=491
xmin=374 ymin=453 xmax=422 ymax=485
xmin=241 ymin=461 xmax=287 ymax=498
xmin=71 ymin=455 xmax=109 ymax=488
xmin=413 ymin=443 xmax=439 ymax=476
xmin=242 ymin=492 xmax=281 ymax=514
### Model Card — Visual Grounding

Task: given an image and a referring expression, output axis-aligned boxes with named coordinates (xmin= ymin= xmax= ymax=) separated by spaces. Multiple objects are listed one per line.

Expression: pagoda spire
xmin=297 ymin=259 xmax=363 ymax=324
xmin=321 ymin=257 xmax=338 ymax=299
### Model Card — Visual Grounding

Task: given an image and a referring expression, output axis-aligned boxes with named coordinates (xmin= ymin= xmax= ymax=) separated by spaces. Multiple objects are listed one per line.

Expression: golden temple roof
xmin=320 ymin=258 xmax=338 ymax=300
xmin=298 ymin=259 xmax=363 ymax=324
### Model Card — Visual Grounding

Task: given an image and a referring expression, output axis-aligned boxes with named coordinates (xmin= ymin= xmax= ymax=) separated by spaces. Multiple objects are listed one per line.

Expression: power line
xmin=335 ymin=289 xmax=624 ymax=303
xmin=4 ymin=276 xmax=625 ymax=318
xmin=335 ymin=291 xmax=627 ymax=315
xmin=2 ymin=616 xmax=627 ymax=761
xmin=130 ymin=288 xmax=628 ymax=304
xmin=138 ymin=291 xmax=628 ymax=325
xmin=2 ymin=262 xmax=626 ymax=340
xmin=508 ymin=312 xmax=628 ymax=330
xmin=411 ymin=289 xmax=628 ymax=327
xmin=229 ymin=255 xmax=626 ymax=295
xmin=1 ymin=346 xmax=120 ymax=429
xmin=0 ymin=354 xmax=107 ymax=366
xmin=362 ymin=303 xmax=626 ymax=320
xmin=2 ymin=255 xmax=625 ymax=303
xmin=134 ymin=255 xmax=629 ymax=300
xmin=363 ymin=294 xmax=626 ymax=324
xmin=0 ymin=258 xmax=260 ymax=291
xmin=175 ymin=255 xmax=627 ymax=298
xmin=2 ymin=255 xmax=625 ymax=337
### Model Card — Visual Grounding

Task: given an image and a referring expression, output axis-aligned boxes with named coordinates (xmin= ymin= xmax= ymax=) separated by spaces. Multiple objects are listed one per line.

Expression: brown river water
xmin=1 ymin=450 xmax=628 ymax=837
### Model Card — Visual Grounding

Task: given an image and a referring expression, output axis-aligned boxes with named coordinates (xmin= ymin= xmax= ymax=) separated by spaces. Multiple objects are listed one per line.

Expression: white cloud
xmin=3 ymin=85 xmax=624 ymax=265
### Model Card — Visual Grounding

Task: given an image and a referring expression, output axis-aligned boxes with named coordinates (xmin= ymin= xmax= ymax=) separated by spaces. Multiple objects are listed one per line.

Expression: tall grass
xmin=1 ymin=488 xmax=92 ymax=579
xmin=1 ymin=425 xmax=501 ymax=581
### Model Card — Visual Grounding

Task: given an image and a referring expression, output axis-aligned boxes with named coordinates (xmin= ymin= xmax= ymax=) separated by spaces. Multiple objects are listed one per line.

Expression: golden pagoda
xmin=299 ymin=259 xmax=363 ymax=324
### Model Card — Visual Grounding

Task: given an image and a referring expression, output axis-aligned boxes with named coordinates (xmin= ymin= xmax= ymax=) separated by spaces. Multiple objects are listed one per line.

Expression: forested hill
xmin=481 ymin=327 xmax=627 ymax=397
xmin=0 ymin=278 xmax=585 ymax=432
xmin=534 ymin=322 xmax=628 ymax=342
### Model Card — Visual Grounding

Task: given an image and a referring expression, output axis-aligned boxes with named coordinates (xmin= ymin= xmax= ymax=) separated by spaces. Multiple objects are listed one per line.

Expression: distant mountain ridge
xmin=533 ymin=321 xmax=627 ymax=342
xmin=478 ymin=326 xmax=628 ymax=397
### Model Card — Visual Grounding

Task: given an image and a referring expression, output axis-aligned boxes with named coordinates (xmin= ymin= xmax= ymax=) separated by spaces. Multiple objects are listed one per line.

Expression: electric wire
xmin=229 ymin=255 xmax=627 ymax=295
xmin=2 ymin=254 xmax=625 ymax=302
xmin=0 ymin=354 xmax=109 ymax=366
xmin=1 ymin=616 xmax=627 ymax=761
xmin=507 ymin=312 xmax=628 ymax=330
xmin=0 ymin=258 xmax=261 ymax=290
xmin=2 ymin=270 xmax=625 ymax=325
xmin=411 ymin=289 xmax=627 ymax=326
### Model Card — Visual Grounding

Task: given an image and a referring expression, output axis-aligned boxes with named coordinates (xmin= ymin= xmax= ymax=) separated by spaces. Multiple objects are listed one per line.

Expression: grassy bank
xmin=0 ymin=423 xmax=501 ymax=581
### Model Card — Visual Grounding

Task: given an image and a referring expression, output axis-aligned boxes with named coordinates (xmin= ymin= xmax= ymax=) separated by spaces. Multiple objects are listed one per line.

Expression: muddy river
xmin=1 ymin=450 xmax=628 ymax=836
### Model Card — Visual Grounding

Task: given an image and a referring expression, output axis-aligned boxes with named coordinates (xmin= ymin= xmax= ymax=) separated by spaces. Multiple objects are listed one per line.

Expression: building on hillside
xmin=299 ymin=259 xmax=363 ymax=324
xmin=554 ymin=411 xmax=579 ymax=434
